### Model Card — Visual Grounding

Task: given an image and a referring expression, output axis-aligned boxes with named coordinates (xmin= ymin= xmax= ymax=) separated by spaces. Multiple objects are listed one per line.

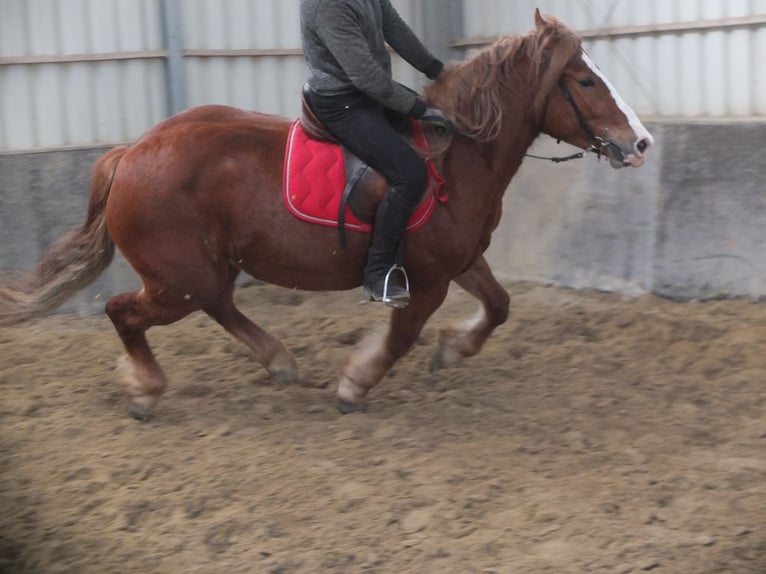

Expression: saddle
xmin=298 ymin=85 xmax=444 ymax=247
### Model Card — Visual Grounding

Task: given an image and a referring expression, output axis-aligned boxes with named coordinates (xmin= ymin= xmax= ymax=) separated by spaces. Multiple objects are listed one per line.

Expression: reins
xmin=523 ymin=149 xmax=586 ymax=163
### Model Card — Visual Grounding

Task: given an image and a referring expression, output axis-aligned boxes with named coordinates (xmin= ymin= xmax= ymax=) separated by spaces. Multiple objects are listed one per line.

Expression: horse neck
xmin=440 ymin=49 xmax=548 ymax=192
xmin=488 ymin=97 xmax=541 ymax=186
xmin=448 ymin=85 xmax=541 ymax=208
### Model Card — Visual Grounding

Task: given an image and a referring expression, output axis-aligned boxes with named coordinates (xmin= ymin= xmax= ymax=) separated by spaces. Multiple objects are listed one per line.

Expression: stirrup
xmin=364 ymin=265 xmax=411 ymax=308
xmin=381 ymin=264 xmax=410 ymax=308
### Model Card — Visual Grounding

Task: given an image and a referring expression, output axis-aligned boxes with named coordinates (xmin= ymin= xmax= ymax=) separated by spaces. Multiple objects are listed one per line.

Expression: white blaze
xmin=581 ymin=51 xmax=654 ymax=150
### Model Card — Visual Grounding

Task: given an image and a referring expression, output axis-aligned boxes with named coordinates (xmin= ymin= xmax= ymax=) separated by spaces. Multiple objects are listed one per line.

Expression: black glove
xmin=424 ymin=59 xmax=444 ymax=80
xmin=421 ymin=106 xmax=453 ymax=132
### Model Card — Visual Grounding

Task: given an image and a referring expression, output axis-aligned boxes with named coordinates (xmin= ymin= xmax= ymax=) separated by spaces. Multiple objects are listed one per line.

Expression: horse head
xmin=425 ymin=9 xmax=653 ymax=169
xmin=531 ymin=10 xmax=653 ymax=168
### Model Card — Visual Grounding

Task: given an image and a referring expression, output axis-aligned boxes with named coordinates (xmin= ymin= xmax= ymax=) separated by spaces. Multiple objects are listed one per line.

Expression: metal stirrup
xmin=382 ymin=264 xmax=410 ymax=305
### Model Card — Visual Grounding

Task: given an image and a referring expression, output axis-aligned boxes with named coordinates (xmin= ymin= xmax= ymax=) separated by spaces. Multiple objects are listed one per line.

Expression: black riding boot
xmin=363 ymin=191 xmax=416 ymax=308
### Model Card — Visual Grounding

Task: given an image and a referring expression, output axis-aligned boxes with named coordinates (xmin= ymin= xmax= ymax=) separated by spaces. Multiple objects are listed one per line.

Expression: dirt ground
xmin=0 ymin=281 xmax=764 ymax=574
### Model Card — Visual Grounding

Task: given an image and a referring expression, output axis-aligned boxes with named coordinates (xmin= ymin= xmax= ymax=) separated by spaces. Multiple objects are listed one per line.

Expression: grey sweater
xmin=300 ymin=0 xmax=442 ymax=117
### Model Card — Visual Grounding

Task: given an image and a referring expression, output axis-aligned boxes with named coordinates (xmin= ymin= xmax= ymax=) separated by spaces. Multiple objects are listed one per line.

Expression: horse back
xmin=136 ymin=105 xmax=291 ymax=146
xmin=107 ymin=105 xmax=292 ymax=248
xmin=118 ymin=105 xmax=291 ymax=196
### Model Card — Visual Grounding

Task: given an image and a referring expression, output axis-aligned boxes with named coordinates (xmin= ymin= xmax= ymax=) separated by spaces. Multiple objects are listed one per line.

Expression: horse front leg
xmin=431 ymin=255 xmax=510 ymax=371
xmin=337 ymin=282 xmax=449 ymax=413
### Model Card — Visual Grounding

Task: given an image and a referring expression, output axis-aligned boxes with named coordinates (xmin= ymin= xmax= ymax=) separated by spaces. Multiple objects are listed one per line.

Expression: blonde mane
xmin=424 ymin=16 xmax=582 ymax=144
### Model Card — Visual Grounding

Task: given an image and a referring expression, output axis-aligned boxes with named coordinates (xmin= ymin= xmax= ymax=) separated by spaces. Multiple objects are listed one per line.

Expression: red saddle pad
xmin=282 ymin=120 xmax=445 ymax=233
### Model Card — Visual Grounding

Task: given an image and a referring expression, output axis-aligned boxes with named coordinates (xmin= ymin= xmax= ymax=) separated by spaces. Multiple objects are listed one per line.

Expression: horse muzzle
xmin=598 ymin=133 xmax=654 ymax=169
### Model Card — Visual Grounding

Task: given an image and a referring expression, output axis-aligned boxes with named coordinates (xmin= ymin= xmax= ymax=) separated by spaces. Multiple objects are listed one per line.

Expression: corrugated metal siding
xmin=0 ymin=0 xmax=424 ymax=150
xmin=180 ymin=0 xmax=421 ymax=115
xmin=1 ymin=0 xmax=764 ymax=151
xmin=182 ymin=0 xmax=305 ymax=114
xmin=459 ymin=0 xmax=766 ymax=118
xmin=0 ymin=0 xmax=165 ymax=149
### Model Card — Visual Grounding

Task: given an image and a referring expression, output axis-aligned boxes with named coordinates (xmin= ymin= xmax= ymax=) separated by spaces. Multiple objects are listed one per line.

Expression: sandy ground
xmin=0 ymin=281 xmax=764 ymax=574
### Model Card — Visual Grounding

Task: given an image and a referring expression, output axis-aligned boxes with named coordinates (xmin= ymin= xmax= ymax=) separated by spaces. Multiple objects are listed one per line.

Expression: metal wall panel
xmin=2 ymin=0 xmax=764 ymax=151
xmin=182 ymin=0 xmax=302 ymax=116
xmin=180 ymin=0 xmax=421 ymax=118
xmin=0 ymin=0 xmax=165 ymax=150
xmin=458 ymin=0 xmax=766 ymax=118
xmin=0 ymin=0 xmax=427 ymax=151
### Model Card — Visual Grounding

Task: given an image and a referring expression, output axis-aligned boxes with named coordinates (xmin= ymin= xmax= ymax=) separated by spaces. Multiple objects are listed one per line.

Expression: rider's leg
xmin=306 ymin=90 xmax=428 ymax=307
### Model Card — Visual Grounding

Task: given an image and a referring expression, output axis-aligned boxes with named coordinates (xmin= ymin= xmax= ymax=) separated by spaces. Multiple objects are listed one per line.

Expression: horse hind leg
xmin=204 ymin=292 xmax=298 ymax=385
xmin=106 ymin=289 xmax=199 ymax=420
xmin=431 ymin=255 xmax=510 ymax=372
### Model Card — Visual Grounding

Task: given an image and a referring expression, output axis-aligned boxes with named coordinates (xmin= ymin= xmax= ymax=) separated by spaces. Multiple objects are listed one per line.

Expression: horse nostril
xmin=636 ymin=138 xmax=650 ymax=154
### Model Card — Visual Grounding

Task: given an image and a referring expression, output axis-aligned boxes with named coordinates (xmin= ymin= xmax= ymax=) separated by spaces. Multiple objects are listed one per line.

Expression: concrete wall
xmin=653 ymin=122 xmax=766 ymax=300
xmin=0 ymin=148 xmax=140 ymax=315
xmin=485 ymin=121 xmax=766 ymax=301
xmin=1 ymin=121 xmax=765 ymax=316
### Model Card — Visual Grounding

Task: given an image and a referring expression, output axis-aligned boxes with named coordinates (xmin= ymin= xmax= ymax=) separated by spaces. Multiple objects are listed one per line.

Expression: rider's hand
xmin=421 ymin=107 xmax=453 ymax=132
xmin=424 ymin=58 xmax=444 ymax=80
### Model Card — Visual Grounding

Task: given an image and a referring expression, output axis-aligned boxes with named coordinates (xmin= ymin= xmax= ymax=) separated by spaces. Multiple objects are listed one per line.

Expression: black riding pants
xmin=306 ymin=89 xmax=428 ymax=209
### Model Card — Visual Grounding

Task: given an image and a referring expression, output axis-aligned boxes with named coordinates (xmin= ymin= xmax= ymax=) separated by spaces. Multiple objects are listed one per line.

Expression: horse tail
xmin=0 ymin=145 xmax=128 ymax=326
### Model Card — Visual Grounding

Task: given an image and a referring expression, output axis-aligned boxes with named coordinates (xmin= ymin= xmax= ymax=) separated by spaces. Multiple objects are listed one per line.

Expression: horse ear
xmin=534 ymin=8 xmax=547 ymax=28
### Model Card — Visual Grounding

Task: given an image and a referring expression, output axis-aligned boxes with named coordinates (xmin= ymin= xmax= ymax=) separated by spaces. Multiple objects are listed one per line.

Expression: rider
xmin=300 ymin=0 xmax=452 ymax=308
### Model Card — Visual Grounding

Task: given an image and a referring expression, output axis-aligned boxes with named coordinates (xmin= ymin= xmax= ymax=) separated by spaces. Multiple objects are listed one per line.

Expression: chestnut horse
xmin=0 ymin=11 xmax=653 ymax=419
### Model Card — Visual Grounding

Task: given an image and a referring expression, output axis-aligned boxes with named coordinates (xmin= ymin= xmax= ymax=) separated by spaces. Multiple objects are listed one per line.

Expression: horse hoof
xmin=337 ymin=398 xmax=367 ymax=414
xmin=127 ymin=395 xmax=159 ymax=421
xmin=267 ymin=357 xmax=299 ymax=385
xmin=430 ymin=352 xmax=447 ymax=373
xmin=270 ymin=368 xmax=299 ymax=385
xmin=128 ymin=403 xmax=152 ymax=421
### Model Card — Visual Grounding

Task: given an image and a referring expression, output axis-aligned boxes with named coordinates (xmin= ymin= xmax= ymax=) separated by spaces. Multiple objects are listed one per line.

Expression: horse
xmin=0 ymin=11 xmax=653 ymax=419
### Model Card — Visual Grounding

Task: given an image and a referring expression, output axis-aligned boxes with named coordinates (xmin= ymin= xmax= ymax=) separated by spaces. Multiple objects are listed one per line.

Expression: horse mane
xmin=423 ymin=15 xmax=582 ymax=145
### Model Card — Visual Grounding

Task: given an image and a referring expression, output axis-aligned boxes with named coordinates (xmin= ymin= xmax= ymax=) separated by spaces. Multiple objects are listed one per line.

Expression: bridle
xmin=525 ymin=76 xmax=610 ymax=164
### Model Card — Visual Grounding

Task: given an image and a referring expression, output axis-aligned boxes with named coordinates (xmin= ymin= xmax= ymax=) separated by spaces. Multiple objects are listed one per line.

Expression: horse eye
xmin=578 ymin=77 xmax=596 ymax=88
